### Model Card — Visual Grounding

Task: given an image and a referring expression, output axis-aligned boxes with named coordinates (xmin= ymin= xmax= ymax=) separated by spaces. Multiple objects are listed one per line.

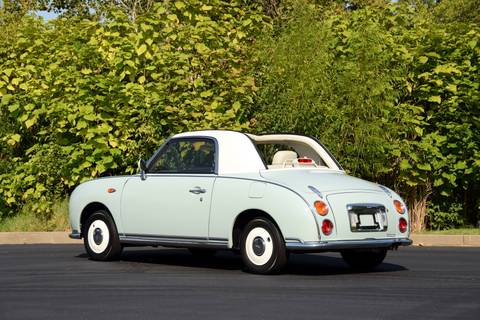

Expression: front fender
xmin=69 ymin=176 xmax=131 ymax=235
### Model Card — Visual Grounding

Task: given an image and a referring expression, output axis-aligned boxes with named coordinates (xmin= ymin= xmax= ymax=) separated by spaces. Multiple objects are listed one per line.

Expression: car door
xmin=120 ymin=137 xmax=217 ymax=239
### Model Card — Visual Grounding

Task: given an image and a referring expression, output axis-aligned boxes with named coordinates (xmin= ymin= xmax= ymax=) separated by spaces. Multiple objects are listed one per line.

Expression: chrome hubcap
xmin=245 ymin=227 xmax=274 ymax=266
xmin=252 ymin=237 xmax=265 ymax=256
xmin=93 ymin=228 xmax=103 ymax=245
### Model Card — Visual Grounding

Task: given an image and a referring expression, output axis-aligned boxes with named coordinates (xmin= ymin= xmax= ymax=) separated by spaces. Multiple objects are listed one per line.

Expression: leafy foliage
xmin=254 ymin=1 xmax=480 ymax=231
xmin=391 ymin=5 xmax=480 ymax=230
xmin=0 ymin=0 xmax=266 ymax=217
xmin=254 ymin=1 xmax=407 ymax=179
xmin=433 ymin=0 xmax=480 ymax=24
xmin=1 ymin=0 xmax=478 ymax=232
xmin=427 ymin=203 xmax=464 ymax=230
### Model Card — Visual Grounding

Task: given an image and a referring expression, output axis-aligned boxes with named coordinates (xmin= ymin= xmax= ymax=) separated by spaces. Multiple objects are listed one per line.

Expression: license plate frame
xmin=347 ymin=204 xmax=387 ymax=232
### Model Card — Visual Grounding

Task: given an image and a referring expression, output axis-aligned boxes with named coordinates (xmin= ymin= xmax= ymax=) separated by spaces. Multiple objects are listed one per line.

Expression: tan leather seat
xmin=268 ymin=150 xmax=298 ymax=169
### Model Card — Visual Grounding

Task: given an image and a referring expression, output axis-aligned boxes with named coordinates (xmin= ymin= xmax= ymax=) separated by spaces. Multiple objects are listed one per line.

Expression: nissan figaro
xmin=69 ymin=130 xmax=411 ymax=274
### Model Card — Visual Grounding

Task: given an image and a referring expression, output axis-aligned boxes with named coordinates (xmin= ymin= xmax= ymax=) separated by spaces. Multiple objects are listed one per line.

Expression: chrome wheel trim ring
xmin=245 ymin=227 xmax=274 ymax=266
xmin=87 ymin=220 xmax=110 ymax=254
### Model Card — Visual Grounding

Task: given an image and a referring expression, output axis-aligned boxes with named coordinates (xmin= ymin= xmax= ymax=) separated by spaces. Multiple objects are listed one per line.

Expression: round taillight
xmin=322 ymin=219 xmax=334 ymax=236
xmin=314 ymin=201 xmax=329 ymax=216
xmin=393 ymin=200 xmax=405 ymax=214
xmin=399 ymin=218 xmax=408 ymax=233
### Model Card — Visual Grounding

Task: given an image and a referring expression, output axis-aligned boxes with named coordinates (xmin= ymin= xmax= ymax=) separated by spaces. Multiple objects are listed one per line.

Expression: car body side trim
xmin=285 ymin=238 xmax=412 ymax=252
xmin=119 ymin=234 xmax=229 ymax=249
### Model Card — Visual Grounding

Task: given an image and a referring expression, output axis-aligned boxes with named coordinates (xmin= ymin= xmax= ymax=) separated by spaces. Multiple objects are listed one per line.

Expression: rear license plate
xmin=347 ymin=204 xmax=387 ymax=232
xmin=359 ymin=214 xmax=375 ymax=227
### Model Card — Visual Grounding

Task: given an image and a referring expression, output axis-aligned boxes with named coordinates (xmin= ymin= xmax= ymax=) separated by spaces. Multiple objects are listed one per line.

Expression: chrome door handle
xmin=189 ymin=186 xmax=206 ymax=194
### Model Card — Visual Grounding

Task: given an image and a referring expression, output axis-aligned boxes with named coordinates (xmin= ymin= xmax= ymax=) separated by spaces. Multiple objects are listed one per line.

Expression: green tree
xmin=0 ymin=0 xmax=267 ymax=217
xmin=254 ymin=0 xmax=479 ymax=231
xmin=434 ymin=0 xmax=480 ymax=24
xmin=254 ymin=1 xmax=405 ymax=180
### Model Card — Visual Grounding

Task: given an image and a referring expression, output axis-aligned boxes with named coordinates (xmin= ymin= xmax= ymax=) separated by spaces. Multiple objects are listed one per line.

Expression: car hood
xmin=259 ymin=169 xmax=381 ymax=194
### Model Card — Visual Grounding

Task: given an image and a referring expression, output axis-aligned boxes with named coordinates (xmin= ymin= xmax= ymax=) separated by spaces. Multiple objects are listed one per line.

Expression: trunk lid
xmin=260 ymin=168 xmax=400 ymax=240
xmin=259 ymin=168 xmax=380 ymax=194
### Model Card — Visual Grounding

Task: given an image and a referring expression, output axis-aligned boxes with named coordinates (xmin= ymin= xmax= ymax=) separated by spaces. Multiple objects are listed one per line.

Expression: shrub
xmin=253 ymin=1 xmax=480 ymax=231
xmin=427 ymin=203 xmax=464 ymax=230
xmin=0 ymin=1 xmax=267 ymax=216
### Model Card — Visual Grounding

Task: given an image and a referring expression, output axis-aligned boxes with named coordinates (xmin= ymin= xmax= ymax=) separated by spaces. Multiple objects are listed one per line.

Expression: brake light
xmin=393 ymin=200 xmax=405 ymax=214
xmin=298 ymin=157 xmax=313 ymax=164
xmin=322 ymin=219 xmax=334 ymax=235
xmin=314 ymin=201 xmax=329 ymax=216
xmin=399 ymin=218 xmax=408 ymax=233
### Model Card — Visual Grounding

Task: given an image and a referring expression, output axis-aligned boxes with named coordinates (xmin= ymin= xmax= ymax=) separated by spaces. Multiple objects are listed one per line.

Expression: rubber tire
xmin=240 ymin=218 xmax=287 ymax=274
xmin=189 ymin=248 xmax=217 ymax=258
xmin=83 ymin=211 xmax=122 ymax=261
xmin=341 ymin=248 xmax=387 ymax=270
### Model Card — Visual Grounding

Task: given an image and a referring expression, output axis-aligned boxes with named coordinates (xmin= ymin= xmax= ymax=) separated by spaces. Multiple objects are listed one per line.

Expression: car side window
xmin=149 ymin=138 xmax=216 ymax=174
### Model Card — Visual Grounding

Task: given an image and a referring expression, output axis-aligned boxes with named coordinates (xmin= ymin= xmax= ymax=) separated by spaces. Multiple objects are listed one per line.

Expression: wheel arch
xmin=80 ymin=202 xmax=116 ymax=237
xmin=231 ymin=209 xmax=284 ymax=250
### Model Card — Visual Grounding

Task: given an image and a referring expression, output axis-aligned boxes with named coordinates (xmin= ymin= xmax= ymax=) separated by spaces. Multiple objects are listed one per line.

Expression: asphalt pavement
xmin=0 ymin=244 xmax=479 ymax=320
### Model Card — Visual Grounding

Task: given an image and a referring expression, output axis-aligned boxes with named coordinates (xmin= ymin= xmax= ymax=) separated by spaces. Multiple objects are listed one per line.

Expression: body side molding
xmin=119 ymin=234 xmax=229 ymax=249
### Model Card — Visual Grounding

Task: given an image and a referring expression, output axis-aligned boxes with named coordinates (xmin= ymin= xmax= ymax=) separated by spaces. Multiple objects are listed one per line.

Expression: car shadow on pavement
xmin=76 ymin=248 xmax=407 ymax=275
xmin=286 ymin=253 xmax=407 ymax=275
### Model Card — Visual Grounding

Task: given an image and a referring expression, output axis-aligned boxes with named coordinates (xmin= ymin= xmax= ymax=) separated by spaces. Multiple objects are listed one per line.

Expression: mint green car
xmin=69 ymin=130 xmax=411 ymax=274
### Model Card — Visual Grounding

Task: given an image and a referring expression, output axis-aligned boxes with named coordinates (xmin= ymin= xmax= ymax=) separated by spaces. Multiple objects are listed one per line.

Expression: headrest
xmin=272 ymin=150 xmax=298 ymax=165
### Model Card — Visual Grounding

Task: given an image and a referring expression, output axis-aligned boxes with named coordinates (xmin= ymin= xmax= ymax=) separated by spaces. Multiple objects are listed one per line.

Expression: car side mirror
xmin=138 ymin=158 xmax=147 ymax=180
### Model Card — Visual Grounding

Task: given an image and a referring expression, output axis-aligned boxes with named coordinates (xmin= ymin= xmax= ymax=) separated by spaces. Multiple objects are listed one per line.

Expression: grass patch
xmin=417 ymin=228 xmax=480 ymax=235
xmin=0 ymin=199 xmax=70 ymax=232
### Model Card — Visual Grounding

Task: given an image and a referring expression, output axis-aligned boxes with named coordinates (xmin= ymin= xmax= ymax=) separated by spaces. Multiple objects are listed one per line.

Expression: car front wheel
xmin=83 ymin=211 xmax=122 ymax=261
xmin=341 ymin=248 xmax=387 ymax=270
xmin=240 ymin=218 xmax=287 ymax=274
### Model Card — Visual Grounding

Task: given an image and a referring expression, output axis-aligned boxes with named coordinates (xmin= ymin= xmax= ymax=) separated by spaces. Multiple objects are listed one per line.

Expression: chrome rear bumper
xmin=285 ymin=238 xmax=412 ymax=252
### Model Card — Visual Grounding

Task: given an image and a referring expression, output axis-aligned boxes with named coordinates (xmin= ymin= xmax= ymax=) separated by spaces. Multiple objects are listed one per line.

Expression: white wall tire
xmin=83 ymin=210 xmax=122 ymax=261
xmin=245 ymin=227 xmax=274 ymax=266
xmin=87 ymin=220 xmax=110 ymax=254
xmin=241 ymin=218 xmax=287 ymax=274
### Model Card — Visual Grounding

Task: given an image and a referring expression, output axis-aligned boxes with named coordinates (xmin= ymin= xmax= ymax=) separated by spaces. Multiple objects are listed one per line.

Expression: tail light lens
xmin=314 ymin=201 xmax=329 ymax=216
xmin=298 ymin=157 xmax=313 ymax=164
xmin=393 ymin=200 xmax=405 ymax=214
xmin=322 ymin=219 xmax=334 ymax=235
xmin=399 ymin=218 xmax=408 ymax=233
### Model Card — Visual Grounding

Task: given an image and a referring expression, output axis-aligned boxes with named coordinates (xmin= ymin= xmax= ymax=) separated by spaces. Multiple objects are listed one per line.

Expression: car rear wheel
xmin=240 ymin=218 xmax=287 ymax=274
xmin=341 ymin=248 xmax=387 ymax=270
xmin=83 ymin=211 xmax=122 ymax=261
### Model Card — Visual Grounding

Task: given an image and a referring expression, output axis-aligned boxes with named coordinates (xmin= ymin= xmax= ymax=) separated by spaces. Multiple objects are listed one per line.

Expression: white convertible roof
xmin=173 ymin=130 xmax=266 ymax=174
xmin=172 ymin=130 xmax=341 ymax=174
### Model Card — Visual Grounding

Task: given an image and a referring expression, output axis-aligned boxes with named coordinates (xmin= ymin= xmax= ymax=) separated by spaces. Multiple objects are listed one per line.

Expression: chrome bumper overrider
xmin=285 ymin=238 xmax=412 ymax=251
xmin=69 ymin=230 xmax=82 ymax=239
